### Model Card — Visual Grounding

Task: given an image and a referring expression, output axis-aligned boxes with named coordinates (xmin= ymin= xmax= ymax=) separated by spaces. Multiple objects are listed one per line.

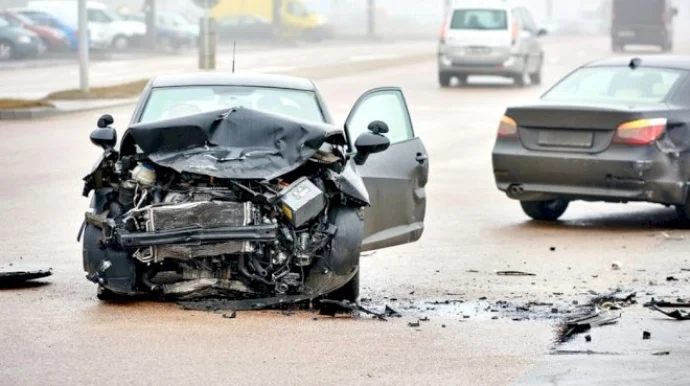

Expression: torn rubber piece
xmin=496 ymin=271 xmax=536 ymax=276
xmin=317 ymin=299 xmax=387 ymax=321
xmin=650 ymin=305 xmax=690 ymax=320
xmin=0 ymin=270 xmax=52 ymax=288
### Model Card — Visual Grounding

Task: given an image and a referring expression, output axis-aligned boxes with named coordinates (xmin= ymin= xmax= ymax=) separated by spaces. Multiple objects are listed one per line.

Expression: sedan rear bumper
xmin=438 ymin=52 xmax=526 ymax=76
xmin=492 ymin=139 xmax=688 ymax=204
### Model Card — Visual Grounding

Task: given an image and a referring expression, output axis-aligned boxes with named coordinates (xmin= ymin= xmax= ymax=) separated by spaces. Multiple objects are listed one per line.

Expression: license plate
xmin=538 ymin=130 xmax=594 ymax=148
xmin=618 ymin=31 xmax=635 ymax=37
xmin=467 ymin=46 xmax=491 ymax=55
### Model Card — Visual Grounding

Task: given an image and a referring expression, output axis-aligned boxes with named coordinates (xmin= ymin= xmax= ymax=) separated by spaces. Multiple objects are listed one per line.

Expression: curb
xmin=0 ymin=99 xmax=139 ymax=121
xmin=0 ymin=52 xmax=434 ymax=121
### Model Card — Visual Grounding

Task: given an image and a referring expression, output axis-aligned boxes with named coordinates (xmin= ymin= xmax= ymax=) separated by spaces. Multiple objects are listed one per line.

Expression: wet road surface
xmin=2 ymin=36 xmax=690 ymax=385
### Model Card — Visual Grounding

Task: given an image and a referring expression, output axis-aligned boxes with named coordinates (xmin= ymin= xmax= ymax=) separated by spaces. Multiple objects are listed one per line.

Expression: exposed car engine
xmin=80 ymin=107 xmax=376 ymax=303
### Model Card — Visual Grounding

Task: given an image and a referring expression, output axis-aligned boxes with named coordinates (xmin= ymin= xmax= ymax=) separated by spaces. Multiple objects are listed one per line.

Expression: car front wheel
xmin=326 ymin=269 xmax=360 ymax=302
xmin=520 ymin=199 xmax=569 ymax=221
xmin=439 ymin=73 xmax=452 ymax=88
xmin=0 ymin=40 xmax=15 ymax=61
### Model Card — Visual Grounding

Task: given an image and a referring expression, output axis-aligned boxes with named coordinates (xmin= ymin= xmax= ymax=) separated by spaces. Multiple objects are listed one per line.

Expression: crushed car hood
xmin=128 ymin=107 xmax=338 ymax=180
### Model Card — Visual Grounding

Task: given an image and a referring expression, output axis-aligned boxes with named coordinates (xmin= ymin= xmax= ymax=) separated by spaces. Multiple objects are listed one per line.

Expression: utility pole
xmin=272 ymin=0 xmax=281 ymax=39
xmin=367 ymin=0 xmax=375 ymax=38
xmin=78 ymin=0 xmax=89 ymax=92
xmin=444 ymin=0 xmax=452 ymax=15
xmin=144 ymin=0 xmax=157 ymax=50
xmin=204 ymin=0 xmax=210 ymax=69
xmin=546 ymin=0 xmax=553 ymax=21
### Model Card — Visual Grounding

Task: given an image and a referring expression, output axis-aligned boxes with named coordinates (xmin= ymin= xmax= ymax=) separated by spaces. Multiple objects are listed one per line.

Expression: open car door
xmin=344 ymin=87 xmax=429 ymax=252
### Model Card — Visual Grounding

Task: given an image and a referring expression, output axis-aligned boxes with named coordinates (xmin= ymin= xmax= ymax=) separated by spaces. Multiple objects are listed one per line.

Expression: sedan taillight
xmin=497 ymin=115 xmax=518 ymax=138
xmin=613 ymin=118 xmax=667 ymax=145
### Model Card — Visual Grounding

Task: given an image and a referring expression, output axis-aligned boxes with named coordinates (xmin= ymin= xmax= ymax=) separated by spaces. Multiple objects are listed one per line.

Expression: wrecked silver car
xmin=79 ymin=73 xmax=429 ymax=304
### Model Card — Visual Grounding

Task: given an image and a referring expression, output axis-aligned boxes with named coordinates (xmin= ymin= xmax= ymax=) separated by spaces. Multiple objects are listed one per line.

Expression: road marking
xmin=349 ymin=54 xmax=400 ymax=62
xmin=238 ymin=66 xmax=297 ymax=73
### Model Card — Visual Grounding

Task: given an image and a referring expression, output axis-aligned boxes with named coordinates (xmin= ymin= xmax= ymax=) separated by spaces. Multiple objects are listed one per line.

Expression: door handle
xmin=415 ymin=153 xmax=428 ymax=163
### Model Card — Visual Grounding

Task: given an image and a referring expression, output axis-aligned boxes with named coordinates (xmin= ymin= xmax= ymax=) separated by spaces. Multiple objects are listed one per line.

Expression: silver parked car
xmin=437 ymin=2 xmax=547 ymax=87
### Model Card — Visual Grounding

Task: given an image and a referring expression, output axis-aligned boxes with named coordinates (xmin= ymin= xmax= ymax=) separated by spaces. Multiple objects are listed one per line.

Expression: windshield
xmin=139 ymin=86 xmax=325 ymax=124
xmin=12 ymin=13 xmax=35 ymax=25
xmin=166 ymin=13 xmax=192 ymax=26
xmin=0 ymin=14 xmax=21 ymax=28
xmin=102 ymin=9 xmax=121 ymax=22
xmin=450 ymin=9 xmax=508 ymax=30
xmin=542 ymin=66 xmax=685 ymax=103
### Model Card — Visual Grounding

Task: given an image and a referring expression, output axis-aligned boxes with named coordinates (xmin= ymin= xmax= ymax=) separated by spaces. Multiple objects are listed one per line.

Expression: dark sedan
xmin=0 ymin=16 xmax=44 ymax=60
xmin=492 ymin=55 xmax=690 ymax=224
xmin=0 ymin=10 xmax=68 ymax=52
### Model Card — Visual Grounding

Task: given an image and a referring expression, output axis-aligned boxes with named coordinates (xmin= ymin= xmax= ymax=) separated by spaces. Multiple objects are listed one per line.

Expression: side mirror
xmin=367 ymin=120 xmax=389 ymax=135
xmin=91 ymin=115 xmax=117 ymax=149
xmin=90 ymin=127 xmax=118 ymax=149
xmin=353 ymin=132 xmax=390 ymax=165
xmin=97 ymin=114 xmax=114 ymax=128
xmin=537 ymin=28 xmax=548 ymax=37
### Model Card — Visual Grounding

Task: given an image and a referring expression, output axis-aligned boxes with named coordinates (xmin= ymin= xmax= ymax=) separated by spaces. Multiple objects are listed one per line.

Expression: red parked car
xmin=0 ymin=10 xmax=68 ymax=52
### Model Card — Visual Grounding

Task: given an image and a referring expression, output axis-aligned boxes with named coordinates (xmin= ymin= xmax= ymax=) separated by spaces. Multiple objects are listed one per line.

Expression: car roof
xmin=585 ymin=55 xmax=690 ymax=71
xmin=149 ymin=72 xmax=317 ymax=91
xmin=452 ymin=0 xmax=513 ymax=11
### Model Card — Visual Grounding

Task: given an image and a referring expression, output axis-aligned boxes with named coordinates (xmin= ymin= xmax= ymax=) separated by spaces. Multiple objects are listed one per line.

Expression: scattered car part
xmin=0 ymin=269 xmax=52 ymax=287
xmin=496 ymin=270 xmax=536 ymax=276
xmin=558 ymin=310 xmax=621 ymax=342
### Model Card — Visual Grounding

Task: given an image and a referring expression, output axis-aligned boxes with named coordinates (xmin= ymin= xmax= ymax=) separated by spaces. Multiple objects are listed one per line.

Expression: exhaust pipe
xmin=508 ymin=184 xmax=525 ymax=196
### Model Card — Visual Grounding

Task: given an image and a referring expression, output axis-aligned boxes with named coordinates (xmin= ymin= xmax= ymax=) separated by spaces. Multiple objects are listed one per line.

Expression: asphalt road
xmin=2 ymin=36 xmax=690 ymax=386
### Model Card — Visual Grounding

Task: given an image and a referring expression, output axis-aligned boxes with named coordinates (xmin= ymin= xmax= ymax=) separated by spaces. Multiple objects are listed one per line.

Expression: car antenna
xmin=629 ymin=57 xmax=642 ymax=70
xmin=232 ymin=41 xmax=236 ymax=73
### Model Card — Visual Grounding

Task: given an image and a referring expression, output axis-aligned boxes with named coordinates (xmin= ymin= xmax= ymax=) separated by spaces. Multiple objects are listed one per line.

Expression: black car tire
xmin=530 ymin=55 xmax=543 ymax=85
xmin=326 ymin=269 xmax=360 ymax=302
xmin=112 ymin=35 xmax=129 ymax=51
xmin=439 ymin=73 xmax=452 ymax=88
xmin=675 ymin=203 xmax=690 ymax=228
xmin=514 ymin=60 xmax=529 ymax=87
xmin=96 ymin=284 xmax=128 ymax=301
xmin=520 ymin=199 xmax=569 ymax=221
xmin=0 ymin=39 xmax=15 ymax=61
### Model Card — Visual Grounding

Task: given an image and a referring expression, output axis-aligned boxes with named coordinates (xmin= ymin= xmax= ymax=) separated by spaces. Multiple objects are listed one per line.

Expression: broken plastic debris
xmin=558 ymin=311 xmax=621 ymax=342
xmin=643 ymin=331 xmax=651 ymax=340
xmin=662 ymin=232 xmax=684 ymax=241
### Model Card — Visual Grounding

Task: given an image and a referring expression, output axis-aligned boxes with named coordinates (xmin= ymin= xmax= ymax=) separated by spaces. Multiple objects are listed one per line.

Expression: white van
xmin=27 ymin=0 xmax=146 ymax=50
xmin=437 ymin=1 xmax=547 ymax=87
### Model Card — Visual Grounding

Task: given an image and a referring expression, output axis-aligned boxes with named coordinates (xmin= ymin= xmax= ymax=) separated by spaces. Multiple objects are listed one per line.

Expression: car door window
xmin=287 ymin=1 xmax=308 ymax=17
xmin=516 ymin=8 xmax=537 ymax=32
xmin=219 ymin=16 xmax=239 ymax=26
xmin=346 ymin=89 xmax=414 ymax=148
xmin=88 ymin=9 xmax=112 ymax=23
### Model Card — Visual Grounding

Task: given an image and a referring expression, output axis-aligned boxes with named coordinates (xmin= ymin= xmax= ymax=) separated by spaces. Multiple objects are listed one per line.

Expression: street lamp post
xmin=78 ymin=0 xmax=89 ymax=92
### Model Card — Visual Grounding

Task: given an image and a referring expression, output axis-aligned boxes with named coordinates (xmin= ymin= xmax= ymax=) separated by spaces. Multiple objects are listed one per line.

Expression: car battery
xmin=279 ymin=177 xmax=325 ymax=228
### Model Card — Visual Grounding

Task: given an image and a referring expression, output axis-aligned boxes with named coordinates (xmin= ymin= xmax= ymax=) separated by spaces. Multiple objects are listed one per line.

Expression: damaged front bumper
xmin=117 ymin=224 xmax=277 ymax=248
xmin=493 ymin=140 xmax=689 ymax=204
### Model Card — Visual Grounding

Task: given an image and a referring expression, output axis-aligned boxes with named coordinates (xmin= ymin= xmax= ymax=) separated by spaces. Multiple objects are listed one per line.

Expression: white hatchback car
xmin=437 ymin=2 xmax=547 ymax=87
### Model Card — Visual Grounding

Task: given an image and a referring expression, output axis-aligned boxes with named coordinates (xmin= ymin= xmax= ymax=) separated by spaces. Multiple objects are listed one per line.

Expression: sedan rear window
xmin=450 ymin=9 xmax=507 ymax=30
xmin=542 ymin=67 xmax=685 ymax=103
